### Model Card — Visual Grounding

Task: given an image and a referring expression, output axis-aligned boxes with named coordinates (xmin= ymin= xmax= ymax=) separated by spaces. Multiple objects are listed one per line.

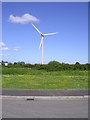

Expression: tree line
xmin=1 ymin=60 xmax=88 ymax=71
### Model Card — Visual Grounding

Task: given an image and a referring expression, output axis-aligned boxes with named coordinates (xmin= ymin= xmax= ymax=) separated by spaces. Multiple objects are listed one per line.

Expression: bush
xmin=1 ymin=60 xmax=88 ymax=71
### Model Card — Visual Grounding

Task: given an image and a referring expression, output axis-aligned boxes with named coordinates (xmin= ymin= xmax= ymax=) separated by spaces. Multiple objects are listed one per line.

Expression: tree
xmin=75 ymin=62 xmax=80 ymax=65
xmin=47 ymin=61 xmax=60 ymax=71
xmin=14 ymin=62 xmax=17 ymax=65
xmin=1 ymin=60 xmax=5 ymax=66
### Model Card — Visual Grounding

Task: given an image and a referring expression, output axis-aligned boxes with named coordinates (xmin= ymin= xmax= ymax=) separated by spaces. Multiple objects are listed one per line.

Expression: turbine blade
xmin=32 ymin=24 xmax=42 ymax=35
xmin=39 ymin=37 xmax=43 ymax=50
xmin=43 ymin=32 xmax=58 ymax=36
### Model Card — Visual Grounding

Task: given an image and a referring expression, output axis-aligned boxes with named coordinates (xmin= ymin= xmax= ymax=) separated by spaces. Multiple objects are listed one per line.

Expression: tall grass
xmin=2 ymin=67 xmax=88 ymax=89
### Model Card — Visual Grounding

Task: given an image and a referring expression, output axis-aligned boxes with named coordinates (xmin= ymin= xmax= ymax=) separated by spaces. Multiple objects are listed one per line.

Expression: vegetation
xmin=0 ymin=60 xmax=88 ymax=89
xmin=1 ymin=60 xmax=88 ymax=71
xmin=1 ymin=69 xmax=88 ymax=89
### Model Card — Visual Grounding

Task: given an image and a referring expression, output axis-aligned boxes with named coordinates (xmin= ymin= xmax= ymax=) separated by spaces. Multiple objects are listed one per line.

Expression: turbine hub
xmin=41 ymin=34 xmax=44 ymax=37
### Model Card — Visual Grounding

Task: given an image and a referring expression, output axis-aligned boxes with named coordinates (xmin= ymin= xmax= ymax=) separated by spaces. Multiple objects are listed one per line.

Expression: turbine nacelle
xmin=41 ymin=34 xmax=44 ymax=37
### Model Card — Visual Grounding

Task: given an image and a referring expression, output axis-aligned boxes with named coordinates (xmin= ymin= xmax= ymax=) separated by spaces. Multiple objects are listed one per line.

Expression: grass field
xmin=2 ymin=67 xmax=88 ymax=89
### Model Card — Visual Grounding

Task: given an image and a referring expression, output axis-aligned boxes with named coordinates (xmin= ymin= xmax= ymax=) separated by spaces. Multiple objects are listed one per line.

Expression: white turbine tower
xmin=32 ymin=24 xmax=58 ymax=64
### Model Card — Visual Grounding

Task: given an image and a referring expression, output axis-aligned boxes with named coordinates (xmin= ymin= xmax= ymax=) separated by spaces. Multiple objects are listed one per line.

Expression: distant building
xmin=4 ymin=62 xmax=8 ymax=66
xmin=0 ymin=61 xmax=8 ymax=66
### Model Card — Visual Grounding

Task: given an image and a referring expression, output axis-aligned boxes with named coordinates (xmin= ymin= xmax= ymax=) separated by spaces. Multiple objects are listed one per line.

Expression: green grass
xmin=2 ymin=67 xmax=88 ymax=89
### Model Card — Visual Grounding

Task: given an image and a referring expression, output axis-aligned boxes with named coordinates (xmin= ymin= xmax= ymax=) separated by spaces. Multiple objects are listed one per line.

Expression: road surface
xmin=2 ymin=89 xmax=89 ymax=96
xmin=2 ymin=97 xmax=88 ymax=118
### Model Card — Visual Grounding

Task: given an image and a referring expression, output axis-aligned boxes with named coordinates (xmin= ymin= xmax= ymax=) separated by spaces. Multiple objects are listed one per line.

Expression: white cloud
xmin=0 ymin=42 xmax=5 ymax=46
xmin=9 ymin=13 xmax=39 ymax=24
xmin=1 ymin=47 xmax=9 ymax=51
xmin=14 ymin=46 xmax=20 ymax=51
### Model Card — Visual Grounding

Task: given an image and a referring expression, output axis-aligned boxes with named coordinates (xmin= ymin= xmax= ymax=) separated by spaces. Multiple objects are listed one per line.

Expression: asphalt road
xmin=2 ymin=89 xmax=89 ymax=96
xmin=2 ymin=97 xmax=88 ymax=118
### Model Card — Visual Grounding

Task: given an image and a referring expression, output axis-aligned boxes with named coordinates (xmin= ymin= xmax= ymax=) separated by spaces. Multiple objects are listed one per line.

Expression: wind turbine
xmin=32 ymin=23 xmax=58 ymax=64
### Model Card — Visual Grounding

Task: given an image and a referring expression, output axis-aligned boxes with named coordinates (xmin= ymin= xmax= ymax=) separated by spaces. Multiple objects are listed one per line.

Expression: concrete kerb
xmin=0 ymin=95 xmax=89 ymax=100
